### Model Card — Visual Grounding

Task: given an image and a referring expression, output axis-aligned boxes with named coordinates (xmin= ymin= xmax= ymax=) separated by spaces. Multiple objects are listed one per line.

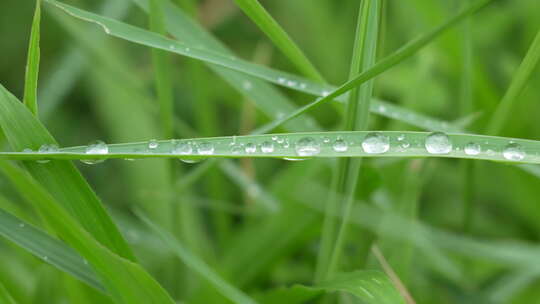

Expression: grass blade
xmin=49 ymin=0 xmax=462 ymax=133
xmin=487 ymin=29 xmax=540 ymax=135
xmin=0 ymin=279 xmax=17 ymax=304
xmin=0 ymin=84 xmax=135 ymax=261
xmin=0 ymin=161 xmax=175 ymax=304
xmin=232 ymin=0 xmax=323 ymax=81
xmin=2 ymin=131 xmax=540 ymax=164
xmin=135 ymin=209 xmax=258 ymax=304
xmin=0 ymin=208 xmax=103 ymax=292
xmin=23 ymin=0 xmax=41 ymax=116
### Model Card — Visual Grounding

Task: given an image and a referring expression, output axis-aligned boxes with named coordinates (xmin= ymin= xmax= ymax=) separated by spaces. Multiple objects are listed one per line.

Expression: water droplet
xmin=278 ymin=77 xmax=286 ymax=84
xmin=399 ymin=141 xmax=410 ymax=150
xmin=18 ymin=223 xmax=25 ymax=228
xmin=43 ymin=256 xmax=48 ymax=261
xmin=22 ymin=148 xmax=33 ymax=153
xmin=261 ymin=141 xmax=274 ymax=153
xmin=424 ymin=132 xmax=452 ymax=154
xmin=322 ymin=137 xmax=330 ymax=144
xmin=299 ymin=83 xmax=307 ymax=89
xmin=283 ymin=157 xmax=306 ymax=161
xmin=322 ymin=90 xmax=330 ymax=97
xmin=464 ymin=142 xmax=481 ymax=155
xmin=230 ymin=143 xmax=244 ymax=154
xmin=82 ymin=140 xmax=108 ymax=165
xmin=362 ymin=132 xmax=390 ymax=154
xmin=276 ymin=137 xmax=284 ymax=144
xmin=503 ymin=142 xmax=525 ymax=161
xmin=148 ymin=139 xmax=159 ymax=149
xmin=332 ymin=138 xmax=348 ymax=152
xmin=245 ymin=143 xmax=257 ymax=153
xmin=185 ymin=47 xmax=191 ymax=52
xmin=271 ymin=136 xmax=278 ymax=141
xmin=397 ymin=134 xmax=405 ymax=141
xmin=286 ymin=80 xmax=297 ymax=87
xmin=37 ymin=144 xmax=59 ymax=163
xmin=378 ymin=105 xmax=387 ymax=113
xmin=283 ymin=139 xmax=290 ymax=148
xmin=168 ymin=45 xmax=175 ymax=50
xmin=172 ymin=141 xmax=192 ymax=155
xmin=295 ymin=137 xmax=320 ymax=156
xmin=197 ymin=142 xmax=214 ymax=155
xmin=83 ymin=259 xmax=89 ymax=265
xmin=242 ymin=80 xmax=252 ymax=90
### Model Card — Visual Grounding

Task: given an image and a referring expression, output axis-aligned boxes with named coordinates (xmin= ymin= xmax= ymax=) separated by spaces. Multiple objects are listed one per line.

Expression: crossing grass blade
xmin=0 ymin=208 xmax=103 ymax=292
xmin=3 ymin=131 xmax=540 ymax=164
xmin=135 ymin=209 xmax=258 ymax=304
xmin=232 ymin=0 xmax=324 ymax=82
xmin=23 ymin=0 xmax=41 ymax=116
xmin=0 ymin=160 xmax=175 ymax=304
xmin=0 ymin=84 xmax=135 ymax=261
xmin=487 ymin=29 xmax=540 ymax=135
xmin=48 ymin=0 xmax=463 ymax=133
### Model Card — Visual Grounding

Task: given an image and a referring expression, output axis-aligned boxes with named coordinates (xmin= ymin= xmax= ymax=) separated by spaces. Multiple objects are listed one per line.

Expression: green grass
xmin=2 ymin=0 xmax=540 ymax=303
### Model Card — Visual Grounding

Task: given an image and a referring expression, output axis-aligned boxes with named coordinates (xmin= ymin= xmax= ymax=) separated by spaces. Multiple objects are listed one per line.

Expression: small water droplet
xmin=37 ymin=144 xmax=59 ymax=163
xmin=168 ymin=45 xmax=175 ymax=50
xmin=286 ymin=80 xmax=297 ymax=87
xmin=278 ymin=77 xmax=286 ymax=84
xmin=321 ymin=90 xmax=330 ymax=97
xmin=276 ymin=137 xmax=284 ymax=144
xmin=399 ymin=141 xmax=410 ymax=150
xmin=197 ymin=142 xmax=214 ymax=155
xmin=242 ymin=80 xmax=252 ymax=90
xmin=283 ymin=139 xmax=290 ymax=148
xmin=271 ymin=136 xmax=278 ymax=141
xmin=425 ymin=132 xmax=452 ymax=154
xmin=230 ymin=143 xmax=244 ymax=154
xmin=82 ymin=140 xmax=108 ymax=165
xmin=503 ymin=142 xmax=525 ymax=161
xmin=172 ymin=141 xmax=193 ymax=155
xmin=83 ymin=259 xmax=89 ymax=265
xmin=245 ymin=143 xmax=257 ymax=153
xmin=18 ymin=223 xmax=25 ymax=228
xmin=23 ymin=148 xmax=33 ymax=153
xmin=185 ymin=47 xmax=190 ymax=52
xmin=148 ymin=139 xmax=159 ymax=149
xmin=299 ymin=83 xmax=307 ymax=89
xmin=332 ymin=138 xmax=348 ymax=152
xmin=464 ymin=142 xmax=481 ymax=155
xmin=43 ymin=256 xmax=48 ymax=261
xmin=261 ymin=141 xmax=274 ymax=153
xmin=295 ymin=137 xmax=320 ymax=156
xmin=362 ymin=132 xmax=390 ymax=154
xmin=283 ymin=157 xmax=306 ymax=161
xmin=322 ymin=137 xmax=330 ymax=144
xmin=378 ymin=105 xmax=387 ymax=113
xmin=397 ymin=134 xmax=405 ymax=141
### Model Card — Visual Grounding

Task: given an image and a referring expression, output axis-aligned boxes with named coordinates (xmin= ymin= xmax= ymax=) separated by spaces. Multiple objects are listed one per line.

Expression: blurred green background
xmin=1 ymin=0 xmax=540 ymax=303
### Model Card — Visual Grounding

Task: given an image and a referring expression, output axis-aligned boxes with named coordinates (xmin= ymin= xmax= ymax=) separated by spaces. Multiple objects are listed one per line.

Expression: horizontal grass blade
xmin=0 ymin=161 xmax=175 ymax=304
xmin=0 ymin=208 xmax=103 ymax=292
xmin=136 ymin=209 xmax=258 ymax=304
xmin=232 ymin=0 xmax=323 ymax=81
xmin=23 ymin=0 xmax=41 ymax=116
xmin=1 ymin=131 xmax=539 ymax=164
xmin=48 ymin=0 xmax=461 ymax=133
xmin=0 ymin=84 xmax=135 ymax=261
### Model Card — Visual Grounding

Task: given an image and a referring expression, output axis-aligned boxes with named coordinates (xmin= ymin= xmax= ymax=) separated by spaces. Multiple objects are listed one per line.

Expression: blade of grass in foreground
xmin=0 ymin=84 xmax=135 ymax=261
xmin=0 ymin=208 xmax=103 ymax=292
xmin=23 ymin=0 xmax=41 ymax=116
xmin=486 ymin=29 xmax=540 ymax=135
xmin=49 ymin=0 xmax=465 ymax=133
xmin=232 ymin=0 xmax=324 ymax=82
xmin=0 ymin=161 xmax=175 ymax=304
xmin=135 ymin=209 xmax=257 ymax=304
xmin=2 ymin=131 xmax=540 ymax=164
xmin=0 ymin=279 xmax=17 ymax=304
xmin=317 ymin=0 xmax=379 ymax=282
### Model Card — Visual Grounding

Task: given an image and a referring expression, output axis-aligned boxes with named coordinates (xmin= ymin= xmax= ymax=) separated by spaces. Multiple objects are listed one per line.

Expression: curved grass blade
xmin=49 ymin=0 xmax=462 ymax=133
xmin=1 ymin=131 xmax=540 ymax=164
xmin=258 ymin=271 xmax=405 ymax=304
xmin=232 ymin=0 xmax=323 ymax=82
xmin=0 ymin=279 xmax=17 ymax=304
xmin=487 ymin=29 xmax=540 ymax=135
xmin=0 ymin=208 xmax=103 ymax=292
xmin=135 ymin=209 xmax=258 ymax=304
xmin=0 ymin=84 xmax=135 ymax=261
xmin=23 ymin=0 xmax=41 ymax=116
xmin=0 ymin=161 xmax=175 ymax=304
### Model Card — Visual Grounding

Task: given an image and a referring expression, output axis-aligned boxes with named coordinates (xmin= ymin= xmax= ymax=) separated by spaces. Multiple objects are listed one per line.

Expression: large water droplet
xmin=425 ymin=132 xmax=452 ymax=154
xmin=148 ymin=139 xmax=159 ymax=149
xmin=362 ymin=132 xmax=389 ymax=154
xmin=332 ymin=138 xmax=348 ymax=152
xmin=37 ymin=144 xmax=59 ymax=164
xmin=295 ymin=137 xmax=320 ymax=156
xmin=261 ymin=141 xmax=274 ymax=153
xmin=245 ymin=143 xmax=257 ymax=153
xmin=503 ymin=142 xmax=525 ymax=161
xmin=197 ymin=142 xmax=214 ymax=155
xmin=82 ymin=140 xmax=108 ymax=165
xmin=464 ymin=142 xmax=481 ymax=155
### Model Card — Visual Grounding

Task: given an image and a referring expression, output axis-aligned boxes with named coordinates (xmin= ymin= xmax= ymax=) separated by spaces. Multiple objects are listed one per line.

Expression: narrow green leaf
xmin=0 ymin=84 xmax=135 ymax=261
xmin=135 ymin=209 xmax=258 ymax=304
xmin=232 ymin=0 xmax=323 ymax=81
xmin=0 ymin=161 xmax=175 ymax=304
xmin=49 ymin=0 xmax=461 ymax=133
xmin=23 ymin=0 xmax=41 ymax=116
xmin=1 ymin=131 xmax=540 ymax=164
xmin=487 ymin=29 xmax=540 ymax=135
xmin=0 ymin=208 xmax=103 ymax=292
xmin=149 ymin=0 xmax=174 ymax=139
xmin=0 ymin=279 xmax=17 ymax=304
